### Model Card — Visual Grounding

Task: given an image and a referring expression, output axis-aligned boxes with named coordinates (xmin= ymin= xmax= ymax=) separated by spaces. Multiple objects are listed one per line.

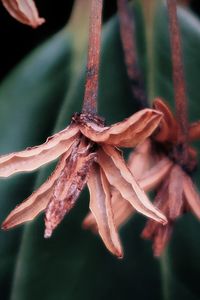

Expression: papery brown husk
xmin=2 ymin=0 xmax=45 ymax=27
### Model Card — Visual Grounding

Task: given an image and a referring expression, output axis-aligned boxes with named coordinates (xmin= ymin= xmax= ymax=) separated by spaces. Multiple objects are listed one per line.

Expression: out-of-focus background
xmin=0 ymin=0 xmax=199 ymax=80
xmin=0 ymin=0 xmax=115 ymax=80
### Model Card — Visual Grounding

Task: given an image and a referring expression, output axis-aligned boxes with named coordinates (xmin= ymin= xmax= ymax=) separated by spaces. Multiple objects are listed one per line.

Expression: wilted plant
xmin=1 ymin=0 xmax=45 ymax=27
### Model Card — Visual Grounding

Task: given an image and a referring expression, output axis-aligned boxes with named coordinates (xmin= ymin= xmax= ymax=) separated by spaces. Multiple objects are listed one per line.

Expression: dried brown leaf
xmin=189 ymin=121 xmax=200 ymax=141
xmin=45 ymin=140 xmax=96 ymax=238
xmin=128 ymin=139 xmax=157 ymax=178
xmin=142 ymin=181 xmax=169 ymax=240
xmin=2 ymin=0 xmax=45 ymax=27
xmin=83 ymin=188 xmax=131 ymax=234
xmin=0 ymin=125 xmax=79 ymax=177
xmin=84 ymin=150 xmax=171 ymax=232
xmin=168 ymin=165 xmax=184 ymax=220
xmin=98 ymin=145 xmax=167 ymax=224
xmin=111 ymin=189 xmax=134 ymax=228
xmin=87 ymin=164 xmax=123 ymax=257
xmin=153 ymin=98 xmax=178 ymax=143
xmin=2 ymin=147 xmax=73 ymax=230
xmin=83 ymin=188 xmax=133 ymax=232
xmin=110 ymin=157 xmax=172 ymax=228
xmin=79 ymin=109 xmax=162 ymax=147
xmin=139 ymin=157 xmax=172 ymax=191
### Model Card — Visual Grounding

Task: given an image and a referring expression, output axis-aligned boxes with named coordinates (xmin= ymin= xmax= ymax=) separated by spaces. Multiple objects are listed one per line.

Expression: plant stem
xmin=82 ymin=0 xmax=103 ymax=114
xmin=117 ymin=0 xmax=148 ymax=108
xmin=167 ymin=0 xmax=188 ymax=157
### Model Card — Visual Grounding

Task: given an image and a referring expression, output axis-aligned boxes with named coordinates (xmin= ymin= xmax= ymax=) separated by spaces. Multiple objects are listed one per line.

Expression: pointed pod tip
xmin=155 ymin=211 xmax=168 ymax=226
xmin=116 ymin=252 xmax=124 ymax=260
xmin=161 ymin=217 xmax=168 ymax=226
xmin=31 ymin=18 xmax=45 ymax=28
xmin=44 ymin=228 xmax=52 ymax=239
xmin=1 ymin=218 xmax=14 ymax=230
xmin=1 ymin=222 xmax=8 ymax=230
xmin=2 ymin=218 xmax=25 ymax=230
xmin=114 ymin=246 xmax=124 ymax=259
xmin=150 ymin=212 xmax=168 ymax=226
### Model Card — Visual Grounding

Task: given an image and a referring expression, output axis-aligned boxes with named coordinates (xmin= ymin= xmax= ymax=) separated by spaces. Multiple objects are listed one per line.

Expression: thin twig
xmin=167 ymin=0 xmax=188 ymax=161
xmin=117 ymin=0 xmax=148 ymax=108
xmin=82 ymin=0 xmax=103 ymax=114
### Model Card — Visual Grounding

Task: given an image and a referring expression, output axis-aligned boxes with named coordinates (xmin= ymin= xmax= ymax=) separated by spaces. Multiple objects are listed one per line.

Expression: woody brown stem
xmin=82 ymin=0 xmax=103 ymax=114
xmin=167 ymin=0 xmax=189 ymax=163
xmin=117 ymin=0 xmax=148 ymax=108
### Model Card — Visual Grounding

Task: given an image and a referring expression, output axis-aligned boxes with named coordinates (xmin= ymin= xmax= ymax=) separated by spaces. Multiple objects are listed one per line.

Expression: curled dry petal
xmin=168 ymin=165 xmax=184 ymax=220
xmin=83 ymin=150 xmax=172 ymax=232
xmin=183 ymin=174 xmax=200 ymax=219
xmin=153 ymin=98 xmax=178 ymax=143
xmin=142 ymin=181 xmax=169 ymax=239
xmin=112 ymin=158 xmax=172 ymax=229
xmin=2 ymin=147 xmax=73 ymax=230
xmin=128 ymin=139 xmax=172 ymax=191
xmin=79 ymin=109 xmax=162 ymax=147
xmin=128 ymin=139 xmax=159 ymax=176
xmin=110 ymin=189 xmax=133 ymax=229
xmin=98 ymin=145 xmax=167 ymax=224
xmin=111 ymin=140 xmax=159 ymax=229
xmin=86 ymin=141 xmax=170 ymax=231
xmin=0 ymin=125 xmax=79 ymax=177
xmin=83 ymin=188 xmax=133 ymax=232
xmin=110 ymin=155 xmax=172 ymax=228
xmin=142 ymin=180 xmax=172 ymax=256
xmin=107 ymin=140 xmax=155 ymax=230
xmin=109 ymin=140 xmax=155 ymax=229
xmin=44 ymin=140 xmax=96 ymax=238
xmin=2 ymin=0 xmax=45 ymax=27
xmin=109 ymin=156 xmax=172 ymax=229
xmin=87 ymin=164 xmax=123 ymax=257
xmin=139 ymin=157 xmax=173 ymax=191
xmin=189 ymin=121 xmax=200 ymax=141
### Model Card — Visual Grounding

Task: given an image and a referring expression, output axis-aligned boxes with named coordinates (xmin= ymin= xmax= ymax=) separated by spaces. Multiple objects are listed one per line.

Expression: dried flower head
xmin=83 ymin=135 xmax=172 ymax=233
xmin=83 ymin=0 xmax=200 ymax=257
xmin=0 ymin=109 xmax=167 ymax=257
xmin=1 ymin=0 xmax=45 ymax=27
xmin=141 ymin=99 xmax=200 ymax=256
xmin=84 ymin=98 xmax=200 ymax=257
